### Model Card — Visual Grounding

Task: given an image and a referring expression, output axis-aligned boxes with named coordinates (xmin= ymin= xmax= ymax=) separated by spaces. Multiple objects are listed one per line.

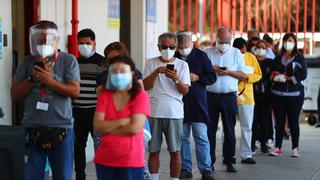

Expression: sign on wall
xmin=107 ymin=0 xmax=120 ymax=30
xmin=147 ymin=0 xmax=157 ymax=23
xmin=0 ymin=16 xmax=3 ymax=60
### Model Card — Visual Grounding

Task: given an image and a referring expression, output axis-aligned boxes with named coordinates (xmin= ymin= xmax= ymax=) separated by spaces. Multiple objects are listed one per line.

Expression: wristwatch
xmin=174 ymin=79 xmax=180 ymax=85
xmin=26 ymin=76 xmax=34 ymax=83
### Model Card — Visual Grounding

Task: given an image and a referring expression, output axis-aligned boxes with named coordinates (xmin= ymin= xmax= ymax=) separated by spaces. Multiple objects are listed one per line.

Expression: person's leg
xmin=258 ymin=98 xmax=270 ymax=152
xmin=180 ymin=122 xmax=192 ymax=172
xmin=220 ymin=95 xmax=237 ymax=166
xmin=148 ymin=117 xmax=163 ymax=180
xmin=238 ymin=104 xmax=255 ymax=160
xmin=272 ymin=95 xmax=286 ymax=149
xmin=165 ymin=119 xmax=183 ymax=178
xmin=118 ymin=167 xmax=144 ymax=180
xmin=252 ymin=99 xmax=261 ymax=152
xmin=85 ymin=108 xmax=98 ymax=150
xmin=191 ymin=122 xmax=212 ymax=173
xmin=207 ymin=92 xmax=220 ymax=166
xmin=95 ymin=164 xmax=118 ymax=180
xmin=286 ymin=93 xmax=304 ymax=150
xmin=48 ymin=129 xmax=74 ymax=180
xmin=73 ymin=108 xmax=90 ymax=180
xmin=25 ymin=145 xmax=47 ymax=180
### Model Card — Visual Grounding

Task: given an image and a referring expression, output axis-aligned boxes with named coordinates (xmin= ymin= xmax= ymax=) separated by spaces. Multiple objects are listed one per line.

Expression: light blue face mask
xmin=110 ymin=73 xmax=132 ymax=90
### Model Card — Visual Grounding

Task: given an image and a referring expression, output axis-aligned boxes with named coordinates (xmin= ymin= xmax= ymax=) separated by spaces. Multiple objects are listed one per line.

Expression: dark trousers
xmin=252 ymin=96 xmax=272 ymax=151
xmin=272 ymin=92 xmax=304 ymax=149
xmin=207 ymin=92 xmax=238 ymax=166
xmin=73 ymin=107 xmax=95 ymax=180
xmin=96 ymin=164 xmax=144 ymax=180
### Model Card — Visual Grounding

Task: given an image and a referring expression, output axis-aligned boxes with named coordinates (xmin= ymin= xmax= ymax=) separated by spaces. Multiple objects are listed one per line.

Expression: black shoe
xmin=179 ymin=169 xmax=193 ymax=179
xmin=316 ymin=123 xmax=320 ymax=128
xmin=226 ymin=164 xmax=237 ymax=173
xmin=261 ymin=145 xmax=269 ymax=154
xmin=241 ymin=158 xmax=257 ymax=164
xmin=222 ymin=159 xmax=227 ymax=165
xmin=211 ymin=165 xmax=215 ymax=172
xmin=202 ymin=170 xmax=215 ymax=180
xmin=75 ymin=172 xmax=86 ymax=180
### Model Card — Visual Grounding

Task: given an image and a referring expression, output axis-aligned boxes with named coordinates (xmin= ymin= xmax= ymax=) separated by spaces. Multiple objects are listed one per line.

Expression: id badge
xmin=36 ymin=101 xmax=49 ymax=111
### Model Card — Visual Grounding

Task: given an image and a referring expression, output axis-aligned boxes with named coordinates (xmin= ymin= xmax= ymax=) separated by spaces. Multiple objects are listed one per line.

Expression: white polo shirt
xmin=205 ymin=47 xmax=247 ymax=93
xmin=143 ymin=57 xmax=191 ymax=119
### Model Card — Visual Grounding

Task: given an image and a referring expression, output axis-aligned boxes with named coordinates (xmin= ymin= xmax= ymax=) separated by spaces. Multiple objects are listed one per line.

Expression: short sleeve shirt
xmin=205 ymin=47 xmax=247 ymax=93
xmin=13 ymin=51 xmax=80 ymax=128
xmin=94 ymin=90 xmax=150 ymax=167
xmin=143 ymin=57 xmax=191 ymax=119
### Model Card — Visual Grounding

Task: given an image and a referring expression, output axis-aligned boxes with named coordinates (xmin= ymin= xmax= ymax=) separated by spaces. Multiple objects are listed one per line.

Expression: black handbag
xmin=27 ymin=127 xmax=67 ymax=150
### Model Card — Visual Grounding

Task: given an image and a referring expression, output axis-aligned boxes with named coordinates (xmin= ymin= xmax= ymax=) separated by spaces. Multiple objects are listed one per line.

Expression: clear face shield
xmin=29 ymin=27 xmax=59 ymax=59
xmin=105 ymin=64 xmax=133 ymax=90
xmin=176 ymin=31 xmax=193 ymax=49
xmin=176 ymin=32 xmax=193 ymax=56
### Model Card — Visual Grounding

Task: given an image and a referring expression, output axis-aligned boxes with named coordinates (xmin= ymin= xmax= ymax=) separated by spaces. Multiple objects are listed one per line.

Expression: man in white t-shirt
xmin=143 ymin=32 xmax=191 ymax=180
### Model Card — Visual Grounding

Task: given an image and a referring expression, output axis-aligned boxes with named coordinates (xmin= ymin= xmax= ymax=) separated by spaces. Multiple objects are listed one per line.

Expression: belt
xmin=209 ymin=91 xmax=237 ymax=96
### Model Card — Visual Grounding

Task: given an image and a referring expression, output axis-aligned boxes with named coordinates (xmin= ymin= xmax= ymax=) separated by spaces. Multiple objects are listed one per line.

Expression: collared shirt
xmin=13 ymin=51 xmax=80 ymax=128
xmin=205 ymin=47 xmax=247 ymax=93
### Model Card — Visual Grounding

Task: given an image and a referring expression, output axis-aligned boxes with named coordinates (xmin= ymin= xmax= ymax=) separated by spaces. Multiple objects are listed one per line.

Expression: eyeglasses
xmin=159 ymin=45 xmax=176 ymax=50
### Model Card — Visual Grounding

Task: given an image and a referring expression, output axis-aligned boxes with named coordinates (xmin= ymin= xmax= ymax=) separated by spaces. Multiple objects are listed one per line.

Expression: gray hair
xmin=158 ymin=32 xmax=177 ymax=44
xmin=217 ymin=27 xmax=232 ymax=35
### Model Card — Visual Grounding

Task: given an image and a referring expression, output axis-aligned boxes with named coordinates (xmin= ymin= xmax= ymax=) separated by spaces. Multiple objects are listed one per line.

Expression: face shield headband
xmin=176 ymin=31 xmax=193 ymax=48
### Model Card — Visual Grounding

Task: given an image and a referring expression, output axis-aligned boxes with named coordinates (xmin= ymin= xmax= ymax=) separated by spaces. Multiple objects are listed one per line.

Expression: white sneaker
xmin=292 ymin=148 xmax=300 ymax=157
xmin=255 ymin=140 xmax=261 ymax=149
xmin=266 ymin=139 xmax=274 ymax=149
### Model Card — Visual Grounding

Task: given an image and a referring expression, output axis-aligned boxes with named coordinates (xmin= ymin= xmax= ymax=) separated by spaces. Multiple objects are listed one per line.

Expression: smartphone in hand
xmin=166 ymin=64 xmax=175 ymax=71
xmin=34 ymin=61 xmax=45 ymax=69
xmin=219 ymin=66 xmax=227 ymax=70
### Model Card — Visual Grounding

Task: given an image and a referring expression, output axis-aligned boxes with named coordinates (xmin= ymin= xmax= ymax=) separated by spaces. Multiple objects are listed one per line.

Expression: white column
xmin=130 ymin=0 xmax=147 ymax=71
xmin=0 ymin=0 xmax=12 ymax=125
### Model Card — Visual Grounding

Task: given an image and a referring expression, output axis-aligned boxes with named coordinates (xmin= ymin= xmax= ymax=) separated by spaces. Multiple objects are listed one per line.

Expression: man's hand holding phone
xmin=214 ymin=65 xmax=229 ymax=76
xmin=165 ymin=64 xmax=178 ymax=80
xmin=32 ymin=61 xmax=53 ymax=85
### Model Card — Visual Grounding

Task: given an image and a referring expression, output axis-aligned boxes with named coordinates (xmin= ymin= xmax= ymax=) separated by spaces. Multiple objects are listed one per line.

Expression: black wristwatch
xmin=26 ymin=76 xmax=34 ymax=83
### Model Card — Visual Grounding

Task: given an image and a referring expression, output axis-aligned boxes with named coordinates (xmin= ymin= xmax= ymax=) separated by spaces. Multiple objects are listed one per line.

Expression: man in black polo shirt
xmin=73 ymin=28 xmax=103 ymax=180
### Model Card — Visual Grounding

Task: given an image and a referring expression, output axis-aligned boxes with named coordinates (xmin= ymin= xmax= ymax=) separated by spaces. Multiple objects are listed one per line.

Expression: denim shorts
xmin=148 ymin=118 xmax=183 ymax=152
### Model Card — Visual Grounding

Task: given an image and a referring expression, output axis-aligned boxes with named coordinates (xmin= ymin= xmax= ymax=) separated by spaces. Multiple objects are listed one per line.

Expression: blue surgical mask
xmin=110 ymin=73 xmax=132 ymax=90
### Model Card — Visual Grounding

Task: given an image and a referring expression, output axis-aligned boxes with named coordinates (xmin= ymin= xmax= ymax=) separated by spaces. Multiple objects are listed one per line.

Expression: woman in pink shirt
xmin=93 ymin=55 xmax=150 ymax=180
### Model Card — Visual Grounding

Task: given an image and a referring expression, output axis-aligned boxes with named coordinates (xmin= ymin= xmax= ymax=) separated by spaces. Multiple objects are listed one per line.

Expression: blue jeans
xmin=96 ymin=164 xmax=144 ymax=180
xmin=25 ymin=129 xmax=74 ymax=180
xmin=181 ymin=122 xmax=212 ymax=173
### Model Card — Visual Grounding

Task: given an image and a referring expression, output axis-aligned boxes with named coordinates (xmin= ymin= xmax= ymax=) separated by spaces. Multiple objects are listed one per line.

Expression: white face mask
xmin=217 ymin=43 xmax=230 ymax=52
xmin=178 ymin=47 xmax=192 ymax=57
xmin=36 ymin=45 xmax=54 ymax=59
xmin=255 ymin=48 xmax=267 ymax=57
xmin=78 ymin=44 xmax=94 ymax=58
xmin=284 ymin=42 xmax=295 ymax=51
xmin=160 ymin=48 xmax=175 ymax=61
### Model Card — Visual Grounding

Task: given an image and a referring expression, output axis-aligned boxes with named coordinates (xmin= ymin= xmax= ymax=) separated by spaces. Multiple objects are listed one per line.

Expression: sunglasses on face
xmin=159 ymin=45 xmax=176 ymax=50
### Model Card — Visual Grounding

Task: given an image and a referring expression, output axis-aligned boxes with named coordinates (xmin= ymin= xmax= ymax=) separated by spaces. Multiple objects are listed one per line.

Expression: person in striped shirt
xmin=73 ymin=28 xmax=104 ymax=180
